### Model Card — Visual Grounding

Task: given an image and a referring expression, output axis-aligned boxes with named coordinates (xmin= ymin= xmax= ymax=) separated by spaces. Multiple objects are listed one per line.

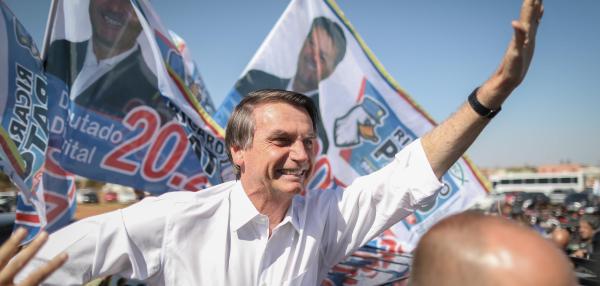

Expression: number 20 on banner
xmin=100 ymin=106 xmax=207 ymax=191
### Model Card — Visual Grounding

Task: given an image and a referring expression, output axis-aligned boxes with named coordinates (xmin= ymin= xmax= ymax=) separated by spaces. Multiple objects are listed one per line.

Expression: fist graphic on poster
xmin=334 ymin=97 xmax=386 ymax=147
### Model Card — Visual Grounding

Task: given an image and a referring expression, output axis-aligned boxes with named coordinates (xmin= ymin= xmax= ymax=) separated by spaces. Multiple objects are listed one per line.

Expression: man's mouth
xmin=277 ymin=168 xmax=307 ymax=178
xmin=102 ymin=11 xmax=127 ymax=28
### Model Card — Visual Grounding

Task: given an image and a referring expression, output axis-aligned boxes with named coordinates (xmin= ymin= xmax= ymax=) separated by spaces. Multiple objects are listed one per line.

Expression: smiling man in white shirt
xmin=15 ymin=0 xmax=544 ymax=285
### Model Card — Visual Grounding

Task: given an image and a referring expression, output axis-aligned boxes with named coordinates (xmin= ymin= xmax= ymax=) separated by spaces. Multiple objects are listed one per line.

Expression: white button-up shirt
xmin=18 ymin=139 xmax=441 ymax=285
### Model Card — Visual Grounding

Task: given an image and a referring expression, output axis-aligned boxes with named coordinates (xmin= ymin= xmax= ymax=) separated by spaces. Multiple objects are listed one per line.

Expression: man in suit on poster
xmin=45 ymin=0 xmax=170 ymax=122
xmin=234 ymin=16 xmax=347 ymax=154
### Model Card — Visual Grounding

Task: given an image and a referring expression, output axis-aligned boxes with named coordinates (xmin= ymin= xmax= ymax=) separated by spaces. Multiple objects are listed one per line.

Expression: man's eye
xmin=304 ymin=139 xmax=314 ymax=148
xmin=273 ymin=138 xmax=291 ymax=146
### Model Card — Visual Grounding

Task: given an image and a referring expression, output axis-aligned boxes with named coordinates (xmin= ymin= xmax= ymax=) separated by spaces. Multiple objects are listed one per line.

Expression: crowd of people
xmin=486 ymin=191 xmax=600 ymax=260
xmin=467 ymin=190 xmax=600 ymax=285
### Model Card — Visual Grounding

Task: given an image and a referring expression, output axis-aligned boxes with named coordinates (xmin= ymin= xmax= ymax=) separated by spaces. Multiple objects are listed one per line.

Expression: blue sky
xmin=5 ymin=0 xmax=600 ymax=168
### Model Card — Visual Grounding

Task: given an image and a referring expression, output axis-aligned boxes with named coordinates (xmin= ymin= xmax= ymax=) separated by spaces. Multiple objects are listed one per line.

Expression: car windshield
xmin=564 ymin=193 xmax=587 ymax=204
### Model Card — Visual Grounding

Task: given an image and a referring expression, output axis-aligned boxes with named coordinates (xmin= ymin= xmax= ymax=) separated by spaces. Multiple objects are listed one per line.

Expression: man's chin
xmin=93 ymin=32 xmax=119 ymax=49
xmin=274 ymin=182 xmax=305 ymax=195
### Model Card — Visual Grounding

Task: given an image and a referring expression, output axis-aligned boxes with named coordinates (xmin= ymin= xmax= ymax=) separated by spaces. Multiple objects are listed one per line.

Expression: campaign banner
xmin=0 ymin=1 xmax=77 ymax=243
xmin=323 ymin=246 xmax=411 ymax=285
xmin=169 ymin=30 xmax=217 ymax=115
xmin=15 ymin=146 xmax=78 ymax=243
xmin=44 ymin=0 xmax=232 ymax=194
xmin=214 ymin=0 xmax=489 ymax=251
xmin=0 ymin=0 xmax=48 ymax=238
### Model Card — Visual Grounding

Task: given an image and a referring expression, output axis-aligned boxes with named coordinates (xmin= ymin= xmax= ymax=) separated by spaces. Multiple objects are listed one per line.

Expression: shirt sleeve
xmin=319 ymin=138 xmax=443 ymax=266
xmin=15 ymin=197 xmax=170 ymax=285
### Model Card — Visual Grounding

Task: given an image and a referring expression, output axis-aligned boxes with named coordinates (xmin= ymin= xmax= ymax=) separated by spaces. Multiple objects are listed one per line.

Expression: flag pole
xmin=40 ymin=0 xmax=58 ymax=61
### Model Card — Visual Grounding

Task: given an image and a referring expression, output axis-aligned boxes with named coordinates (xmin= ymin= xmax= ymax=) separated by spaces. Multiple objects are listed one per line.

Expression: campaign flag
xmin=215 ymin=0 xmax=490 ymax=252
xmin=169 ymin=30 xmax=217 ymax=115
xmin=0 ymin=1 xmax=77 ymax=243
xmin=15 ymin=78 xmax=77 ymax=243
xmin=14 ymin=146 xmax=78 ymax=243
xmin=43 ymin=0 xmax=232 ymax=194
xmin=323 ymin=246 xmax=411 ymax=285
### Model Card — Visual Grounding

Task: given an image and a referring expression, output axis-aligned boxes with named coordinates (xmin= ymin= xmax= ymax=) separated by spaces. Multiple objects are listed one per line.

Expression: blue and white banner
xmin=169 ymin=30 xmax=217 ymax=115
xmin=0 ymin=1 xmax=77 ymax=243
xmin=0 ymin=0 xmax=47 ymax=207
xmin=323 ymin=246 xmax=410 ymax=285
xmin=215 ymin=0 xmax=489 ymax=253
xmin=44 ymin=0 xmax=232 ymax=193
xmin=14 ymin=146 xmax=77 ymax=243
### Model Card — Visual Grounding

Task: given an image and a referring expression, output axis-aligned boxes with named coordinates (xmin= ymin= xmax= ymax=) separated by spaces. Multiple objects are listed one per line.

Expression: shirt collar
xmin=229 ymin=181 xmax=301 ymax=233
xmin=279 ymin=199 xmax=300 ymax=234
xmin=229 ymin=181 xmax=260 ymax=231
xmin=85 ymin=37 xmax=138 ymax=67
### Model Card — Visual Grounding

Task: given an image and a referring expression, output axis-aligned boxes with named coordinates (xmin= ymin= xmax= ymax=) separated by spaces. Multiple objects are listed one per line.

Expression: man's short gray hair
xmin=225 ymin=89 xmax=319 ymax=179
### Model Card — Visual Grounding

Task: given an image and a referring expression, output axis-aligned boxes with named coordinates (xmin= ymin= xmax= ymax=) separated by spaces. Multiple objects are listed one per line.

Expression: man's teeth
xmin=104 ymin=14 xmax=124 ymax=27
xmin=280 ymin=169 xmax=305 ymax=176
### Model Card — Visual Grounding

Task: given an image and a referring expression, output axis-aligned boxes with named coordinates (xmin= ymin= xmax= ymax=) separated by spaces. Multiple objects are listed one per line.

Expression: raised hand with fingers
xmin=0 ymin=228 xmax=67 ymax=286
xmin=487 ymin=0 xmax=544 ymax=102
xmin=421 ymin=0 xmax=545 ymax=179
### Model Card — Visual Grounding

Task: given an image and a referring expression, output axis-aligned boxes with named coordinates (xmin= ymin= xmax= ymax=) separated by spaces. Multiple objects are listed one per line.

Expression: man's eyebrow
xmin=305 ymin=133 xmax=317 ymax=139
xmin=268 ymin=130 xmax=316 ymax=139
xmin=268 ymin=130 xmax=289 ymax=137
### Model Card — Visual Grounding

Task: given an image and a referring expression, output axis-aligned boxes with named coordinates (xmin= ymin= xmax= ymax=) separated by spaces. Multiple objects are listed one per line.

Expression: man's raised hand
xmin=0 ymin=228 xmax=67 ymax=286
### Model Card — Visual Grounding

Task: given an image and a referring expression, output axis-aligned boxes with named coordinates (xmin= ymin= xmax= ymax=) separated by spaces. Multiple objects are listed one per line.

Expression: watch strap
xmin=468 ymin=87 xmax=501 ymax=119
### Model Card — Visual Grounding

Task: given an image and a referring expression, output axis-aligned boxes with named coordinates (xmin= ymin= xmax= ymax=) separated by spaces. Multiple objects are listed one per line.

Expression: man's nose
xmin=290 ymin=141 xmax=309 ymax=162
xmin=105 ymin=0 xmax=130 ymax=13
xmin=310 ymin=35 xmax=323 ymax=77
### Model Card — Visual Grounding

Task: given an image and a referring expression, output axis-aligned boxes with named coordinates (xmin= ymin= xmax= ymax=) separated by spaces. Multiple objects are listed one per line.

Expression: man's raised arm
xmin=422 ymin=0 xmax=543 ymax=179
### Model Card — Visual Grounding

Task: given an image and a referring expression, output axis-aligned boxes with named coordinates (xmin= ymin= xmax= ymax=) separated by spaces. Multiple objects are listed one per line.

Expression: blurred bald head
xmin=551 ymin=227 xmax=571 ymax=250
xmin=410 ymin=211 xmax=576 ymax=286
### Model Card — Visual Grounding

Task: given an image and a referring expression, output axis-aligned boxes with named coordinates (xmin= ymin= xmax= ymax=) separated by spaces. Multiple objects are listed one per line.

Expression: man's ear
xmin=230 ymin=146 xmax=244 ymax=167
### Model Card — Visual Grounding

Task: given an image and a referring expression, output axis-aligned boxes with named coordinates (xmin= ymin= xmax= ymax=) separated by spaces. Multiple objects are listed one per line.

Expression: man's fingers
xmin=521 ymin=0 xmax=543 ymax=30
xmin=512 ymin=21 xmax=526 ymax=48
xmin=17 ymin=253 xmax=68 ymax=286
xmin=0 ymin=232 xmax=48 ymax=283
xmin=0 ymin=228 xmax=27 ymax=269
xmin=531 ymin=1 xmax=543 ymax=33
xmin=514 ymin=0 xmax=543 ymax=49
xmin=0 ymin=230 xmax=66 ymax=286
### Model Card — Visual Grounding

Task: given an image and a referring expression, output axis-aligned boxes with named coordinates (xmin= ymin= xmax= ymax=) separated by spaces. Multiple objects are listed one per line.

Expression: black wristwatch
xmin=468 ymin=87 xmax=501 ymax=119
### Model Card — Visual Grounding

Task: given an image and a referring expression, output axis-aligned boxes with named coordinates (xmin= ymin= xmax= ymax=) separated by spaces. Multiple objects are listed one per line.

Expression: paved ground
xmin=74 ymin=203 xmax=134 ymax=220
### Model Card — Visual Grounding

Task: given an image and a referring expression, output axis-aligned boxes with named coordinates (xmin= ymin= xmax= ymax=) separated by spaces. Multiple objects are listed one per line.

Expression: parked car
xmin=0 ymin=192 xmax=17 ymax=213
xmin=117 ymin=190 xmax=137 ymax=204
xmin=503 ymin=191 xmax=524 ymax=205
xmin=471 ymin=193 xmax=505 ymax=211
xmin=564 ymin=192 xmax=592 ymax=212
xmin=549 ymin=189 xmax=575 ymax=205
xmin=509 ymin=192 xmax=549 ymax=211
xmin=103 ymin=191 xmax=118 ymax=203
xmin=525 ymin=192 xmax=550 ymax=207
xmin=76 ymin=189 xmax=99 ymax=204
xmin=0 ymin=212 xmax=15 ymax=244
